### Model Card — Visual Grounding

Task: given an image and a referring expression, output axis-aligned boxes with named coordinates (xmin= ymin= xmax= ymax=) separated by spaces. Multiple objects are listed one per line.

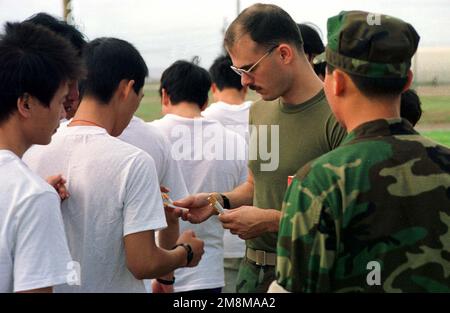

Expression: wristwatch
xmin=173 ymin=243 xmax=193 ymax=266
xmin=219 ymin=193 xmax=231 ymax=210
xmin=156 ymin=277 xmax=175 ymax=285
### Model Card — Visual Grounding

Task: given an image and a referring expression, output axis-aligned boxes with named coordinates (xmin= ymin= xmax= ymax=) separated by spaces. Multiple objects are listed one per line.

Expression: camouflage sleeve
xmin=326 ymin=112 xmax=347 ymax=150
xmin=276 ymin=168 xmax=338 ymax=292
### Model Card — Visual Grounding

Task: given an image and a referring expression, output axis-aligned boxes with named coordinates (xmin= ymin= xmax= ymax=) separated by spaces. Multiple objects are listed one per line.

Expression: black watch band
xmin=173 ymin=243 xmax=193 ymax=266
xmin=220 ymin=194 xmax=231 ymax=210
xmin=156 ymin=277 xmax=175 ymax=285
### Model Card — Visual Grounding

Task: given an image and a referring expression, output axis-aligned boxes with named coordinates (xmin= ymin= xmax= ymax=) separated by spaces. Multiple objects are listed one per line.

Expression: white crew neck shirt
xmin=0 ymin=150 xmax=73 ymax=292
xmin=23 ymin=125 xmax=166 ymax=292
xmin=202 ymin=101 xmax=252 ymax=258
xmin=150 ymin=114 xmax=247 ymax=292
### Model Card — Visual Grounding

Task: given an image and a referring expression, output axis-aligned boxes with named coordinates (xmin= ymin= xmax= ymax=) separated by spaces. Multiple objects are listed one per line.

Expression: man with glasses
xmin=174 ymin=3 xmax=346 ymax=292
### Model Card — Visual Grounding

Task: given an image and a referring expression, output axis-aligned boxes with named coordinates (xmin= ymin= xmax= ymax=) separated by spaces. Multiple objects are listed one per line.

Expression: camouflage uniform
xmin=277 ymin=11 xmax=450 ymax=292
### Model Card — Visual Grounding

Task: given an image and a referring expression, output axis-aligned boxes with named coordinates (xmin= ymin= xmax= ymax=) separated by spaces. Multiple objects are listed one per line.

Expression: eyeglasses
xmin=230 ymin=44 xmax=279 ymax=76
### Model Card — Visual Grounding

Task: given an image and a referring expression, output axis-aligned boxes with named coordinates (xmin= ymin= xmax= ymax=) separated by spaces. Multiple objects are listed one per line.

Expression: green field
xmin=136 ymin=84 xmax=261 ymax=122
xmin=417 ymin=96 xmax=450 ymax=125
xmin=422 ymin=130 xmax=450 ymax=147
xmin=136 ymin=84 xmax=450 ymax=147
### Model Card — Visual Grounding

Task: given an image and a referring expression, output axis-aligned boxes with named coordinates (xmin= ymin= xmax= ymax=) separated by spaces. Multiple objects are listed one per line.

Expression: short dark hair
xmin=327 ymin=64 xmax=408 ymax=99
xmin=400 ymin=89 xmax=422 ymax=126
xmin=297 ymin=23 xmax=324 ymax=55
xmin=24 ymin=12 xmax=86 ymax=56
xmin=159 ymin=60 xmax=211 ymax=108
xmin=209 ymin=55 xmax=243 ymax=91
xmin=298 ymin=23 xmax=325 ymax=77
xmin=81 ymin=37 xmax=148 ymax=104
xmin=224 ymin=3 xmax=303 ymax=52
xmin=0 ymin=22 xmax=84 ymax=124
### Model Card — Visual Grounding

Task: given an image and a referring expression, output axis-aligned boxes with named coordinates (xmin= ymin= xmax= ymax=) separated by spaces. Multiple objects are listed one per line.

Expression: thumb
xmin=183 ymin=229 xmax=195 ymax=238
xmin=173 ymin=196 xmax=194 ymax=207
xmin=218 ymin=211 xmax=233 ymax=223
xmin=46 ymin=174 xmax=63 ymax=185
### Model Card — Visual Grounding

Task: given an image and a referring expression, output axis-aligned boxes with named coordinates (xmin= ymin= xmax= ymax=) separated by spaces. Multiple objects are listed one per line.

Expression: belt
xmin=245 ymin=247 xmax=276 ymax=266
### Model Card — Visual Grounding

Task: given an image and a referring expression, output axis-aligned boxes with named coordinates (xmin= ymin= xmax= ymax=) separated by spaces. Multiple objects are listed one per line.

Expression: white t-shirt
xmin=201 ymin=101 xmax=252 ymax=143
xmin=150 ymin=114 xmax=247 ymax=292
xmin=23 ymin=126 xmax=167 ymax=293
xmin=119 ymin=116 xmax=188 ymax=201
xmin=0 ymin=150 xmax=73 ymax=292
xmin=202 ymin=101 xmax=252 ymax=259
xmin=119 ymin=116 xmax=189 ymax=293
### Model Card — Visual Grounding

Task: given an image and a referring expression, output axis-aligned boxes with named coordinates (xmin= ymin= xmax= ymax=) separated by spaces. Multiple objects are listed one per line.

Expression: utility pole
xmin=63 ymin=0 xmax=73 ymax=24
xmin=237 ymin=0 xmax=240 ymax=17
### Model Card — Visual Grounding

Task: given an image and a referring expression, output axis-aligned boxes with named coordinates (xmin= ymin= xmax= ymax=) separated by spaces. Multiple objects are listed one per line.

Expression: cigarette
xmin=207 ymin=194 xmax=225 ymax=214
xmin=161 ymin=193 xmax=188 ymax=212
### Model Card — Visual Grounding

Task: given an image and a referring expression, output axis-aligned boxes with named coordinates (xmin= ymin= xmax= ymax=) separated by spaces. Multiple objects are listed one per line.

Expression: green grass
xmin=421 ymin=130 xmax=450 ymax=147
xmin=136 ymin=84 xmax=163 ymax=122
xmin=136 ymin=83 xmax=261 ymax=122
xmin=417 ymin=96 xmax=450 ymax=125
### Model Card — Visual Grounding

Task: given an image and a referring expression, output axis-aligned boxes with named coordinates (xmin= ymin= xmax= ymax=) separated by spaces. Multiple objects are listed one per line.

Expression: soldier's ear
xmin=332 ymin=69 xmax=346 ymax=96
xmin=402 ymin=70 xmax=413 ymax=93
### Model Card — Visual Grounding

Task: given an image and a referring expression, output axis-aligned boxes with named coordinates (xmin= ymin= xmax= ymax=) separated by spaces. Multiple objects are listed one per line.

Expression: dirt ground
xmin=416 ymin=84 xmax=450 ymax=96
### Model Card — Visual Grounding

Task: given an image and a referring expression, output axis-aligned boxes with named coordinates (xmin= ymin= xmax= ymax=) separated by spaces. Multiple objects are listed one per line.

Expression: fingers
xmin=218 ymin=211 xmax=233 ymax=223
xmin=46 ymin=174 xmax=70 ymax=201
xmin=163 ymin=204 xmax=175 ymax=214
xmin=46 ymin=174 xmax=63 ymax=186
xmin=57 ymin=184 xmax=70 ymax=200
xmin=173 ymin=195 xmax=195 ymax=208
xmin=183 ymin=229 xmax=195 ymax=237
xmin=160 ymin=185 xmax=170 ymax=193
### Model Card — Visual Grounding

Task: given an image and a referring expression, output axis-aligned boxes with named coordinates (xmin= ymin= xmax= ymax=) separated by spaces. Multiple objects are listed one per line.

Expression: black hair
xmin=81 ymin=37 xmax=148 ymax=104
xmin=159 ymin=60 xmax=211 ymax=108
xmin=297 ymin=23 xmax=324 ymax=55
xmin=400 ymin=89 xmax=422 ymax=126
xmin=209 ymin=55 xmax=243 ymax=91
xmin=298 ymin=23 xmax=325 ymax=77
xmin=0 ymin=22 xmax=84 ymax=124
xmin=327 ymin=64 xmax=408 ymax=99
xmin=24 ymin=12 xmax=86 ymax=56
xmin=224 ymin=3 xmax=303 ymax=52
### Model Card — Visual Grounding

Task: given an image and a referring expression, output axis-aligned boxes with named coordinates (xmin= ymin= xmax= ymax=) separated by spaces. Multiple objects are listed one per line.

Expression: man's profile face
xmin=63 ymin=80 xmax=80 ymax=119
xmin=114 ymin=86 xmax=144 ymax=137
xmin=228 ymin=34 xmax=281 ymax=101
xmin=32 ymin=82 xmax=69 ymax=145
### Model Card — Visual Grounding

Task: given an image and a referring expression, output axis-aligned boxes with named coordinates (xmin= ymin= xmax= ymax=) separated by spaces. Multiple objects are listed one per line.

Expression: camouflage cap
xmin=322 ymin=11 xmax=420 ymax=78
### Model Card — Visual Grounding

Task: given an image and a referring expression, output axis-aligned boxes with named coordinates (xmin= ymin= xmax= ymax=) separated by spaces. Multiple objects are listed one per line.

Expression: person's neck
xmin=281 ymin=59 xmax=324 ymax=105
xmin=0 ymin=118 xmax=30 ymax=158
xmin=213 ymin=89 xmax=246 ymax=106
xmin=167 ymin=102 xmax=203 ymax=119
xmin=69 ymin=97 xmax=116 ymax=135
xmin=343 ymin=96 xmax=401 ymax=132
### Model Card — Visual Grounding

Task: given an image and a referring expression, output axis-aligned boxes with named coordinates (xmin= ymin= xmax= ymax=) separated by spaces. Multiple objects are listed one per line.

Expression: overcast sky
xmin=1 ymin=0 xmax=449 ymax=78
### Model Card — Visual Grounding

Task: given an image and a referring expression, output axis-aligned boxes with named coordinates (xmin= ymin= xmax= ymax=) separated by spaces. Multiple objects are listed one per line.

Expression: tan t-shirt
xmin=248 ymin=89 xmax=346 ymax=252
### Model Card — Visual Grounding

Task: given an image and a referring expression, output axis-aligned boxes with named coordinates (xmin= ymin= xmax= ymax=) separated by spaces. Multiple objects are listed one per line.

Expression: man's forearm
xmin=158 ymin=216 xmax=179 ymax=250
xmin=157 ymin=218 xmax=179 ymax=279
xmin=265 ymin=209 xmax=282 ymax=233
xmin=223 ymin=180 xmax=254 ymax=209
